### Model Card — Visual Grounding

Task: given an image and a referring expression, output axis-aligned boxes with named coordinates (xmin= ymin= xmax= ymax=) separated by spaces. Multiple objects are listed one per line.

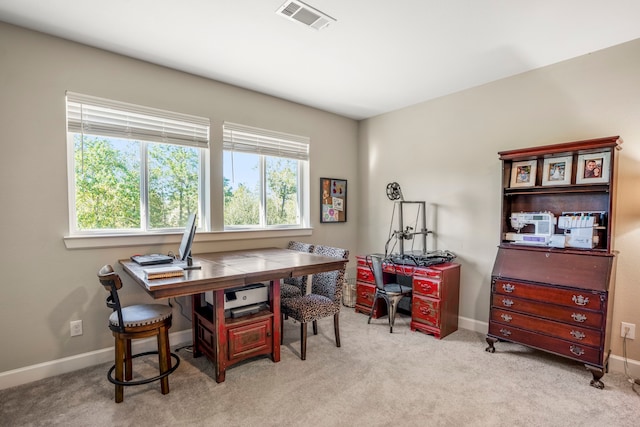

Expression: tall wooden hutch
xmin=486 ymin=136 xmax=621 ymax=388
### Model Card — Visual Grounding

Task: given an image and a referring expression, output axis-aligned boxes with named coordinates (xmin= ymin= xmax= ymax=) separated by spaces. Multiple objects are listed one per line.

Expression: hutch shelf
xmin=485 ymin=135 xmax=621 ymax=388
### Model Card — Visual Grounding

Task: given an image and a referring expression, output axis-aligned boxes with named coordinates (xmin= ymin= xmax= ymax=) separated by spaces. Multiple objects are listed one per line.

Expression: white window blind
xmin=223 ymin=122 xmax=309 ymax=161
xmin=66 ymin=91 xmax=210 ymax=148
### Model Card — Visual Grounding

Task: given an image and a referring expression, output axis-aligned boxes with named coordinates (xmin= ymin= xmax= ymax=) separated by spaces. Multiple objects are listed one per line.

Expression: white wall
xmin=0 ymin=22 xmax=358 ymax=377
xmin=358 ymin=38 xmax=640 ymax=366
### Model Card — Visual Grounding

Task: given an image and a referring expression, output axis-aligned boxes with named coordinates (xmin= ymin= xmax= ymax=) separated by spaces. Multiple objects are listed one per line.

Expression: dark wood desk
xmin=120 ymin=247 xmax=348 ymax=382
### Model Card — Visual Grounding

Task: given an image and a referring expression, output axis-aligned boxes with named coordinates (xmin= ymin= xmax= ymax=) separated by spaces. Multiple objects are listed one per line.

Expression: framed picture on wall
xmin=320 ymin=177 xmax=347 ymax=223
xmin=510 ymin=160 xmax=537 ymax=188
xmin=576 ymin=152 xmax=610 ymax=184
xmin=542 ymin=156 xmax=572 ymax=186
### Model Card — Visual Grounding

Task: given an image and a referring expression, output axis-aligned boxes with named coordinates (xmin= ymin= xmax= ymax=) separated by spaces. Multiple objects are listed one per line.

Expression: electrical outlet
xmin=70 ymin=320 xmax=83 ymax=337
xmin=621 ymin=322 xmax=635 ymax=340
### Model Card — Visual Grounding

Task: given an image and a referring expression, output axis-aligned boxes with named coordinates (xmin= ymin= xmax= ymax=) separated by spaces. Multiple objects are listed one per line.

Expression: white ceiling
xmin=2 ymin=0 xmax=640 ymax=120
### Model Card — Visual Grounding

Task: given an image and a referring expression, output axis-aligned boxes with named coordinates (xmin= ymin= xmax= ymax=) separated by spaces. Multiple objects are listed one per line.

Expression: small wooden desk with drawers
xmin=354 ymin=255 xmax=461 ymax=339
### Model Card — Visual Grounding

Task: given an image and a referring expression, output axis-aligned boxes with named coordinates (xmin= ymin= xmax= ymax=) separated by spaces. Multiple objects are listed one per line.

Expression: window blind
xmin=66 ymin=91 xmax=210 ymax=149
xmin=223 ymin=122 xmax=309 ymax=161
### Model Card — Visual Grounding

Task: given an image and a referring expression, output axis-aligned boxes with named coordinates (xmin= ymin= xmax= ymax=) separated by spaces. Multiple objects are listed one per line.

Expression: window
xmin=66 ymin=92 xmax=209 ymax=234
xmin=223 ymin=122 xmax=309 ymax=229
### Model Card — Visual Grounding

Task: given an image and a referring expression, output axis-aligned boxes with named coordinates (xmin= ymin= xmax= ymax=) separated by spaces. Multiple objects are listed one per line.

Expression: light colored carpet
xmin=1 ymin=308 xmax=639 ymax=426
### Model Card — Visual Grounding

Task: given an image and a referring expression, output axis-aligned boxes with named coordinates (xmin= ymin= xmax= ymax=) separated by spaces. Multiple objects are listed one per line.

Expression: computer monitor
xmin=178 ymin=213 xmax=197 ymax=262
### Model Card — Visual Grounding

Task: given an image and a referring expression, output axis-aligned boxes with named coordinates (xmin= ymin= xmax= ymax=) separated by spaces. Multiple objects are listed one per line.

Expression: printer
xmin=204 ymin=283 xmax=269 ymax=318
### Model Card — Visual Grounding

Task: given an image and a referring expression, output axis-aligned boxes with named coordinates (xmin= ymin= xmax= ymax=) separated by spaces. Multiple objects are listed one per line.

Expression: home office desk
xmin=120 ymin=247 xmax=348 ymax=382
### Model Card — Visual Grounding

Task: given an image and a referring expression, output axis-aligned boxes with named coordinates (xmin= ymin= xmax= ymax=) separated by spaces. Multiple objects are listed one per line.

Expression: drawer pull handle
xmin=570 ymin=345 xmax=585 ymax=356
xmin=501 ymin=299 xmax=514 ymax=307
xmin=502 ymin=283 xmax=515 ymax=293
xmin=499 ymin=328 xmax=511 ymax=337
xmin=572 ymin=295 xmax=589 ymax=306
xmin=419 ymin=306 xmax=431 ymax=315
xmin=500 ymin=314 xmax=512 ymax=322
xmin=571 ymin=313 xmax=587 ymax=323
xmin=420 ymin=283 xmax=432 ymax=292
xmin=570 ymin=330 xmax=586 ymax=340
xmin=267 ymin=331 xmax=271 ymax=337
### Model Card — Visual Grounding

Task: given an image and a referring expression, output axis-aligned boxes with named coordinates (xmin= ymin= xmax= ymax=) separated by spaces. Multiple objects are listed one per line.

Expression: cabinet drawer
xmin=357 ymin=266 xmax=374 ymax=284
xmin=488 ymin=322 xmax=601 ymax=365
xmin=413 ymin=276 xmax=441 ymax=298
xmin=491 ymin=309 xmax=602 ymax=347
xmin=356 ymin=281 xmax=376 ymax=307
xmin=413 ymin=267 xmax=443 ymax=281
xmin=491 ymin=295 xmax=603 ymax=328
xmin=494 ymin=279 xmax=604 ymax=311
xmin=412 ymin=295 xmax=441 ymax=328
xmin=228 ymin=319 xmax=272 ymax=360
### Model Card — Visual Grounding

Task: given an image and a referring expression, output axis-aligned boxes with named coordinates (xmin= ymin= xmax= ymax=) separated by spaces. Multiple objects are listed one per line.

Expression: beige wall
xmin=0 ymin=22 xmax=358 ymax=373
xmin=358 ymin=38 xmax=640 ymax=363
xmin=2 ymin=19 xmax=639 ymax=379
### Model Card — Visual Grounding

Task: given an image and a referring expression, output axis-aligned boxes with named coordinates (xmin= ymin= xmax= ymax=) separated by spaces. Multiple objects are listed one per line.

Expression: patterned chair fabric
xmin=281 ymin=241 xmax=315 ymax=299
xmin=281 ymin=244 xmax=349 ymax=360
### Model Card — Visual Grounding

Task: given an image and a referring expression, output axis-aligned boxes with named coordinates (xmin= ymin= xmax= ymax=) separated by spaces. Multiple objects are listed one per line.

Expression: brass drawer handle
xmin=571 ymin=313 xmax=587 ymax=323
xmin=500 ymin=314 xmax=512 ymax=322
xmin=572 ymin=295 xmax=589 ymax=306
xmin=570 ymin=330 xmax=586 ymax=340
xmin=419 ymin=306 xmax=432 ymax=315
xmin=502 ymin=283 xmax=515 ymax=293
xmin=419 ymin=283 xmax=433 ymax=293
xmin=499 ymin=328 xmax=511 ymax=337
xmin=570 ymin=345 xmax=585 ymax=356
xmin=501 ymin=298 xmax=514 ymax=307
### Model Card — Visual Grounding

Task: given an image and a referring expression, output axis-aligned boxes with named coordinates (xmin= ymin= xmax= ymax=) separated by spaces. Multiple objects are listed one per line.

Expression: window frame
xmin=222 ymin=122 xmax=310 ymax=231
xmin=65 ymin=92 xmax=210 ymax=235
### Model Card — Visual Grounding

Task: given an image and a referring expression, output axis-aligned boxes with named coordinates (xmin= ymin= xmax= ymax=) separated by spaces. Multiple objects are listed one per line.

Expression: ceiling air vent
xmin=276 ymin=0 xmax=336 ymax=30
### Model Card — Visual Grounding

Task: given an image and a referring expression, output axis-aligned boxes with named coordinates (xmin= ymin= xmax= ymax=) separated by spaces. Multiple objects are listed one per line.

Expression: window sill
xmin=63 ymin=228 xmax=313 ymax=250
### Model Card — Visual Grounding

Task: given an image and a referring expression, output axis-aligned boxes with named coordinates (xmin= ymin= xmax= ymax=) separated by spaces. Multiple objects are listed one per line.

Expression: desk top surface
xmin=120 ymin=247 xmax=348 ymax=299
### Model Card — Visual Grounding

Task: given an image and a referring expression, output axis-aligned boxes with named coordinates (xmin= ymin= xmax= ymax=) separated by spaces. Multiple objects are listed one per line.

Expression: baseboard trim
xmin=3 ymin=319 xmax=639 ymax=390
xmin=0 ymin=329 xmax=192 ymax=390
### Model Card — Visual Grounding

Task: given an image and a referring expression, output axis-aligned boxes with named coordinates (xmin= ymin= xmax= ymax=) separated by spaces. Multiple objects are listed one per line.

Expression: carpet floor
xmin=1 ymin=308 xmax=639 ymax=426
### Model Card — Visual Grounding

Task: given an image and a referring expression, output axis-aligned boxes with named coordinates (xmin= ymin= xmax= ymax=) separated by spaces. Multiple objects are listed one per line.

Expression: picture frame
xmin=320 ymin=177 xmax=347 ymax=223
xmin=510 ymin=160 xmax=537 ymax=188
xmin=576 ymin=152 xmax=610 ymax=184
xmin=542 ymin=156 xmax=572 ymax=186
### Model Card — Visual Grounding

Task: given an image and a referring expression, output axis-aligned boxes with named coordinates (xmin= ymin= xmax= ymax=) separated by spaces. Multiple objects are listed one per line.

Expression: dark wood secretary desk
xmin=486 ymin=136 xmax=621 ymax=388
xmin=120 ymin=247 xmax=348 ymax=383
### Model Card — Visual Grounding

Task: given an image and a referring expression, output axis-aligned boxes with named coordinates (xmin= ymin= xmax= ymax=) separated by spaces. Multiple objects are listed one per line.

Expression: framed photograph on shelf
xmin=576 ymin=152 xmax=610 ymax=184
xmin=542 ymin=156 xmax=572 ymax=186
xmin=320 ymin=177 xmax=347 ymax=223
xmin=510 ymin=160 xmax=537 ymax=188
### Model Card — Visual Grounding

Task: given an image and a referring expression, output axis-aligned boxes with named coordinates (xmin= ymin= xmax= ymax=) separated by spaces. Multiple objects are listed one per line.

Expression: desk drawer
xmin=488 ymin=322 xmax=601 ymax=365
xmin=491 ymin=294 xmax=602 ymax=328
xmin=413 ymin=276 xmax=441 ymax=299
xmin=357 ymin=266 xmax=374 ymax=284
xmin=228 ymin=319 xmax=272 ymax=361
xmin=412 ymin=295 xmax=441 ymax=328
xmin=491 ymin=309 xmax=602 ymax=347
xmin=494 ymin=279 xmax=604 ymax=310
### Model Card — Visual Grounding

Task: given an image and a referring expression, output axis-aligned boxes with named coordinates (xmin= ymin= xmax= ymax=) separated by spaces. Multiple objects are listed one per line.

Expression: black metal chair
xmin=367 ymin=254 xmax=412 ymax=333
xmin=97 ymin=265 xmax=180 ymax=403
xmin=281 ymin=245 xmax=348 ymax=360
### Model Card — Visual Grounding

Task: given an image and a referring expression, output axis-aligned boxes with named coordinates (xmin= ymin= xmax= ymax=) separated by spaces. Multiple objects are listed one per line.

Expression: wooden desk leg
xmin=214 ymin=289 xmax=227 ymax=383
xmin=272 ymin=278 xmax=281 ymax=363
xmin=191 ymin=294 xmax=202 ymax=358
